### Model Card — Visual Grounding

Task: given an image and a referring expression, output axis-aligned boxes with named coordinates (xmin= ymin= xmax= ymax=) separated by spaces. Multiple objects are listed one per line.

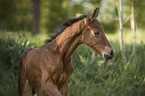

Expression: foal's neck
xmin=44 ymin=19 xmax=86 ymax=65
xmin=56 ymin=21 xmax=84 ymax=63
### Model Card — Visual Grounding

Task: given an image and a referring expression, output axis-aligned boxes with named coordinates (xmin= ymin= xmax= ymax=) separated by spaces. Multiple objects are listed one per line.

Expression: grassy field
xmin=106 ymin=28 xmax=145 ymax=44
xmin=0 ymin=28 xmax=145 ymax=96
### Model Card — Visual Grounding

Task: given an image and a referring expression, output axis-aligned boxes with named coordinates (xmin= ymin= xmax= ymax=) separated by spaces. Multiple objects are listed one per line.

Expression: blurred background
xmin=0 ymin=0 xmax=144 ymax=34
xmin=0 ymin=0 xmax=145 ymax=96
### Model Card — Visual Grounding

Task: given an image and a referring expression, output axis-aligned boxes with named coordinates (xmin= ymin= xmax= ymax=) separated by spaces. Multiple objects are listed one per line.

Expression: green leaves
xmin=0 ymin=32 xmax=145 ymax=96
xmin=69 ymin=42 xmax=145 ymax=96
xmin=0 ymin=32 xmax=45 ymax=96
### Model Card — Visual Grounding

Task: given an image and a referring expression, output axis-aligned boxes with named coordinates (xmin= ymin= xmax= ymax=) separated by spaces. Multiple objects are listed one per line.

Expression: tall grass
xmin=68 ymin=28 xmax=145 ymax=96
xmin=69 ymin=44 xmax=145 ymax=96
xmin=0 ymin=29 xmax=145 ymax=96
xmin=0 ymin=32 xmax=47 ymax=96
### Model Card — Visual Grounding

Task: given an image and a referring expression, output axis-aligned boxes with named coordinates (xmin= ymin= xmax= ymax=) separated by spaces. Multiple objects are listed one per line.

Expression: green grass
xmin=106 ymin=28 xmax=145 ymax=44
xmin=0 ymin=32 xmax=47 ymax=96
xmin=68 ymin=28 xmax=145 ymax=96
xmin=0 ymin=29 xmax=145 ymax=96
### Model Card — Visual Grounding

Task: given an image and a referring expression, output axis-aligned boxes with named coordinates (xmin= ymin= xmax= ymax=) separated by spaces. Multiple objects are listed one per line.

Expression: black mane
xmin=45 ymin=14 xmax=88 ymax=43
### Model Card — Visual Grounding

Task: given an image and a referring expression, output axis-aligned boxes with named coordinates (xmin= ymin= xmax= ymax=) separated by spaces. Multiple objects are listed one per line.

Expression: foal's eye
xmin=94 ymin=32 xmax=99 ymax=35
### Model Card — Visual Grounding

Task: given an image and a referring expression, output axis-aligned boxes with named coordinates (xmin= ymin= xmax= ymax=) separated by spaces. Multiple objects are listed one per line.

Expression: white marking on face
xmin=90 ymin=30 xmax=94 ymax=35
xmin=102 ymin=47 xmax=112 ymax=59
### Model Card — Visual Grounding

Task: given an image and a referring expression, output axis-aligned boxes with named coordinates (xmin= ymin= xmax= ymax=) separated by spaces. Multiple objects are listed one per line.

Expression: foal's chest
xmin=52 ymin=60 xmax=74 ymax=89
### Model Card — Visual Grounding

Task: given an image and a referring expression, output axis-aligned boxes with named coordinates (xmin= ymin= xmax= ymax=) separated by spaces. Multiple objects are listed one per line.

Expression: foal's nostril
xmin=104 ymin=54 xmax=109 ymax=60
xmin=110 ymin=50 xmax=114 ymax=58
xmin=104 ymin=50 xmax=114 ymax=60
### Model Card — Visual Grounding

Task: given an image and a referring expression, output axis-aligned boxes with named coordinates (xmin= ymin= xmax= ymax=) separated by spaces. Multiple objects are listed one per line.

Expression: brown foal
xmin=18 ymin=7 xmax=114 ymax=96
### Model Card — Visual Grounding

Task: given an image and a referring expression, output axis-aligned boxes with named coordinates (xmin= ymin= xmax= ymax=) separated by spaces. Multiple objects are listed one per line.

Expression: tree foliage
xmin=0 ymin=0 xmax=30 ymax=30
xmin=0 ymin=31 xmax=145 ymax=96
xmin=0 ymin=0 xmax=144 ymax=33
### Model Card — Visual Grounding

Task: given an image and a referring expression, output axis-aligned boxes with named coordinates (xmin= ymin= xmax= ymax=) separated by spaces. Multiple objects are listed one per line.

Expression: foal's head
xmin=80 ymin=7 xmax=114 ymax=60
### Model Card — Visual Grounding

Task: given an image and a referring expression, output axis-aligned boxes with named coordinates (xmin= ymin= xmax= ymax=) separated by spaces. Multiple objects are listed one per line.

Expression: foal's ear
xmin=90 ymin=7 xmax=100 ymax=22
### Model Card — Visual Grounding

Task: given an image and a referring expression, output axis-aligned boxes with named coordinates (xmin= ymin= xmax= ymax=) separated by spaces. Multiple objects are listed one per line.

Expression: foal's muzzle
xmin=103 ymin=50 xmax=114 ymax=60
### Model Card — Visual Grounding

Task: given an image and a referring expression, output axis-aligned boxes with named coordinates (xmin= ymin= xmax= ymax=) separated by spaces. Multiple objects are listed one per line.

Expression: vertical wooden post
xmin=118 ymin=0 xmax=127 ymax=61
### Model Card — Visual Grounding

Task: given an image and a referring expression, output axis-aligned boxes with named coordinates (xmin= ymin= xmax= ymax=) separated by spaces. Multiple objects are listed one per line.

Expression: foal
xmin=18 ymin=7 xmax=114 ymax=96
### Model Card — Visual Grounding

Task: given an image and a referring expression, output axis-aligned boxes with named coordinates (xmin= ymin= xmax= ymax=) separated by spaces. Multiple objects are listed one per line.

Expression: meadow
xmin=0 ymin=28 xmax=145 ymax=96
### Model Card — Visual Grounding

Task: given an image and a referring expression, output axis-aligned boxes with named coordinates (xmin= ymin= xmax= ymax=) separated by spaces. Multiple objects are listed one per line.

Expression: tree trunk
xmin=118 ymin=0 xmax=127 ymax=61
xmin=130 ymin=0 xmax=136 ymax=57
xmin=30 ymin=0 xmax=40 ymax=35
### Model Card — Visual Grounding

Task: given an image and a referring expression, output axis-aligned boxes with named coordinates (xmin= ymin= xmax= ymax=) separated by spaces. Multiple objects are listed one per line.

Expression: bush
xmin=0 ymin=32 xmax=44 ymax=96
xmin=0 ymin=32 xmax=145 ymax=96
xmin=68 ymin=43 xmax=145 ymax=96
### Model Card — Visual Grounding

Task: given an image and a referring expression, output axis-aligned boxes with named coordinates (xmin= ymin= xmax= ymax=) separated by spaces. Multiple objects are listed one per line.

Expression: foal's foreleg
xmin=41 ymin=78 xmax=62 ymax=96
xmin=41 ymin=82 xmax=62 ymax=96
xmin=18 ymin=66 xmax=33 ymax=96
xmin=18 ymin=75 xmax=33 ymax=96
xmin=60 ymin=82 xmax=68 ymax=96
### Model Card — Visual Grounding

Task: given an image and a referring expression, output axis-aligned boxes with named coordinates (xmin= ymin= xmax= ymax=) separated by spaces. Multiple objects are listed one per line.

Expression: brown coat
xmin=18 ymin=7 xmax=114 ymax=96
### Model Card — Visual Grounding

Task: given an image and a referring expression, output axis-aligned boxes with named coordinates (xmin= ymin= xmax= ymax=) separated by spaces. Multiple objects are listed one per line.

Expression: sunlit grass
xmin=106 ymin=28 xmax=145 ymax=45
xmin=32 ymin=32 xmax=49 ymax=46
xmin=0 ymin=29 xmax=145 ymax=96
xmin=0 ymin=31 xmax=49 ymax=47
